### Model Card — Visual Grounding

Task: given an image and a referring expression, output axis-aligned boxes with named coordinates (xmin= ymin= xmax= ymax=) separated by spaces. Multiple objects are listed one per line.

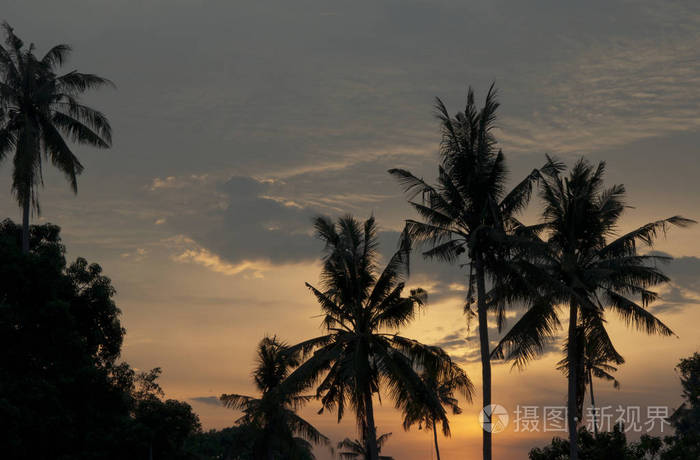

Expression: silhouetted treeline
xmin=529 ymin=353 xmax=700 ymax=459
xmin=0 ymin=220 xmax=200 ymax=460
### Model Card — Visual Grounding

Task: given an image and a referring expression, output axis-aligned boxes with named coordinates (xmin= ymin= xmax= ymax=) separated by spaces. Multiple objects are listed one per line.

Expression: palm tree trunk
xmin=475 ymin=254 xmax=492 ymax=460
xmin=21 ymin=197 xmax=30 ymax=253
xmin=432 ymin=421 xmax=441 ymax=460
xmin=363 ymin=391 xmax=380 ymax=460
xmin=589 ymin=367 xmax=597 ymax=437
xmin=567 ymin=302 xmax=579 ymax=460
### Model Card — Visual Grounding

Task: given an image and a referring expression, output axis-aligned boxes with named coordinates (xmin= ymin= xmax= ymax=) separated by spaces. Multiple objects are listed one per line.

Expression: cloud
xmin=189 ymin=396 xmax=222 ymax=407
xmin=173 ymin=248 xmax=270 ymax=279
xmin=639 ymin=253 xmax=700 ymax=314
xmin=149 ymin=175 xmax=210 ymax=191
xmin=652 ymin=285 xmax=700 ymax=314
xmin=183 ymin=176 xmax=321 ymax=265
xmin=155 ymin=161 xmax=431 ymax=268
xmin=145 ymin=174 xmax=321 ymax=272
xmin=152 ymin=166 xmax=478 ymax=290
xmin=120 ymin=247 xmax=149 ymax=262
xmin=646 ymin=255 xmax=700 ymax=314
xmin=499 ymin=25 xmax=700 ymax=156
xmin=663 ymin=255 xmax=700 ymax=294
xmin=165 ymin=234 xmax=273 ymax=278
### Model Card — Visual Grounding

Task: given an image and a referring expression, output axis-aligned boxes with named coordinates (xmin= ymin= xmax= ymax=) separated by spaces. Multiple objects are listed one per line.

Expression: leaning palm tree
xmin=283 ymin=215 xmax=466 ymax=460
xmin=337 ymin=432 xmax=394 ymax=460
xmin=402 ymin=362 xmax=473 ymax=460
xmin=556 ymin=318 xmax=624 ymax=436
xmin=491 ymin=157 xmax=694 ymax=460
xmin=220 ymin=336 xmax=329 ymax=460
xmin=0 ymin=22 xmax=112 ymax=252
xmin=389 ymin=85 xmax=560 ymax=460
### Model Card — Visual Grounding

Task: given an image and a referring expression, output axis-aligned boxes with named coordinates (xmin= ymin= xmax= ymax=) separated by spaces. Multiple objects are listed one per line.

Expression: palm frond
xmin=600 ymin=217 xmax=696 ymax=258
xmin=604 ymin=290 xmax=675 ymax=336
xmin=491 ymin=299 xmax=560 ymax=369
xmin=38 ymin=116 xmax=83 ymax=192
xmin=51 ymin=111 xmax=110 ymax=148
xmin=286 ymin=411 xmax=330 ymax=445
xmin=220 ymin=393 xmax=254 ymax=411
xmin=41 ymin=44 xmax=71 ymax=69
xmin=56 ymin=71 xmax=114 ymax=93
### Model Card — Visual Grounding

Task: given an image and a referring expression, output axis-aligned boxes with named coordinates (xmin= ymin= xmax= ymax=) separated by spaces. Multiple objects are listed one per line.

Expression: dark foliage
xmin=337 ymin=432 xmax=395 ymax=460
xmin=184 ymin=426 xmax=257 ymax=460
xmin=0 ymin=220 xmax=200 ymax=459
xmin=220 ymin=336 xmax=328 ymax=460
xmin=662 ymin=352 xmax=700 ymax=459
xmin=530 ymin=353 xmax=700 ymax=460
xmin=529 ymin=424 xmax=635 ymax=460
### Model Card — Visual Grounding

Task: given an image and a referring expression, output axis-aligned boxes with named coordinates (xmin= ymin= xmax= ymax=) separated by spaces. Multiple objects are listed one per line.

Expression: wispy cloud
xmin=149 ymin=174 xmax=211 ymax=191
xmin=120 ymin=247 xmax=150 ymax=262
xmin=500 ymin=21 xmax=700 ymax=155
xmin=189 ymin=396 xmax=222 ymax=407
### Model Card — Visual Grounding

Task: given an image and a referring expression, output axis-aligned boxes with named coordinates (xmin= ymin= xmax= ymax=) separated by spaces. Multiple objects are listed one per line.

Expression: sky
xmin=2 ymin=0 xmax=700 ymax=458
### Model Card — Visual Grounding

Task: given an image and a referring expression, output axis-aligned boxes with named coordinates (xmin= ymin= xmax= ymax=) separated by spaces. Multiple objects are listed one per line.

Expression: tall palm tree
xmin=0 ymin=22 xmax=112 ymax=252
xmin=220 ymin=336 xmax=329 ymax=460
xmin=337 ymin=433 xmax=394 ymax=460
xmin=402 ymin=363 xmax=473 ymax=460
xmin=556 ymin=318 xmax=623 ymax=436
xmin=389 ymin=85 xmax=560 ymax=460
xmin=283 ymin=215 xmax=466 ymax=460
xmin=491 ymin=158 xmax=694 ymax=460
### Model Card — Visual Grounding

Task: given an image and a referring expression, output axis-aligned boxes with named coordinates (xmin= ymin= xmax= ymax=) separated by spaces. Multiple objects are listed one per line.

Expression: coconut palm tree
xmin=389 ymin=85 xmax=561 ymax=460
xmin=0 ymin=22 xmax=112 ymax=252
xmin=220 ymin=336 xmax=329 ymax=460
xmin=337 ymin=433 xmax=394 ymax=460
xmin=491 ymin=157 xmax=694 ymax=460
xmin=283 ymin=215 xmax=465 ymax=460
xmin=556 ymin=318 xmax=623 ymax=436
xmin=402 ymin=362 xmax=473 ymax=460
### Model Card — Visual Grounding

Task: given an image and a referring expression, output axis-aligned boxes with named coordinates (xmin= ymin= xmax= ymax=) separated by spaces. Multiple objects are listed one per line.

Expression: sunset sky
xmin=3 ymin=1 xmax=700 ymax=458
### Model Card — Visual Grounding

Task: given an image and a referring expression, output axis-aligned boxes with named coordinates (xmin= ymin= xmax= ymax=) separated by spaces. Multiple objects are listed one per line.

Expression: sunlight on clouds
xmin=449 ymin=282 xmax=467 ymax=292
xmin=173 ymin=249 xmax=269 ymax=278
xmin=258 ymin=195 xmax=305 ymax=209
xmin=120 ymin=247 xmax=149 ymax=262
xmin=165 ymin=235 xmax=272 ymax=278
xmin=149 ymin=174 xmax=211 ymax=191
xmin=266 ymin=143 xmax=434 ymax=179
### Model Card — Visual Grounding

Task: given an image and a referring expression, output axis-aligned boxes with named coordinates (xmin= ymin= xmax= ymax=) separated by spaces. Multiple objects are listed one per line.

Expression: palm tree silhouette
xmin=283 ymin=215 xmax=465 ymax=460
xmin=556 ymin=318 xmax=623 ymax=436
xmin=0 ymin=22 xmax=112 ymax=252
xmin=389 ymin=85 xmax=559 ymax=460
xmin=337 ymin=432 xmax=394 ymax=460
xmin=220 ymin=336 xmax=329 ymax=460
xmin=491 ymin=158 xmax=694 ymax=460
xmin=402 ymin=363 xmax=473 ymax=460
